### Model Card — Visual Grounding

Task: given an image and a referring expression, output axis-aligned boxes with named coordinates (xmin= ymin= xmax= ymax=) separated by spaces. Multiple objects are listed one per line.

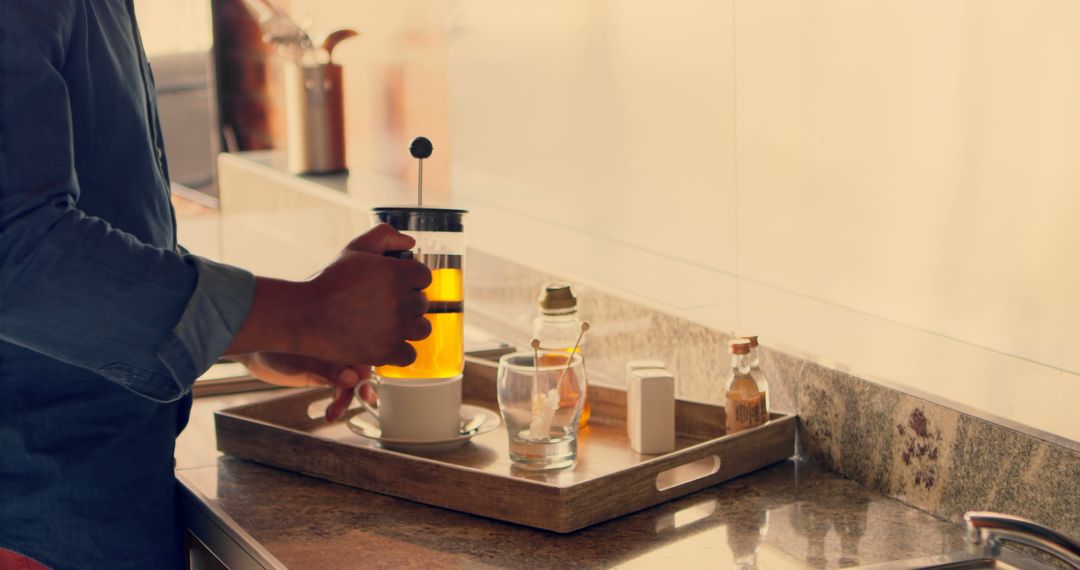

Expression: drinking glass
xmin=496 ymin=350 xmax=586 ymax=470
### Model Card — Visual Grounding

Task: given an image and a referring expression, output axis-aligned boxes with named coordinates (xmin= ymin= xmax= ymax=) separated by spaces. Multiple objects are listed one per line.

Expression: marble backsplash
xmin=465 ymin=248 xmax=1080 ymax=537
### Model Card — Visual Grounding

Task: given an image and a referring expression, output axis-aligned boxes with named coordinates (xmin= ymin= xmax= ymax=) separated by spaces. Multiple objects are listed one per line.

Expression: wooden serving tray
xmin=215 ymin=357 xmax=796 ymax=533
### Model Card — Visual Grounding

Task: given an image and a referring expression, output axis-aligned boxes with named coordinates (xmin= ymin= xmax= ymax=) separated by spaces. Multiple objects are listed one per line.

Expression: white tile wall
xmin=446 ymin=0 xmax=738 ymax=282
xmin=735 ymin=0 xmax=1080 ymax=373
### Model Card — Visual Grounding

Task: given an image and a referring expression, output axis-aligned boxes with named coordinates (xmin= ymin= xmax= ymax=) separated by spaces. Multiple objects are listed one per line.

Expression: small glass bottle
xmin=725 ymin=339 xmax=767 ymax=434
xmin=742 ymin=335 xmax=771 ymax=416
xmin=532 ymin=284 xmax=590 ymax=428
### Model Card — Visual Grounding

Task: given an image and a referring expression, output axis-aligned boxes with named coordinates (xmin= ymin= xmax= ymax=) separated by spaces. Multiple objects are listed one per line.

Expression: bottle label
xmin=726 ymin=392 xmax=766 ymax=433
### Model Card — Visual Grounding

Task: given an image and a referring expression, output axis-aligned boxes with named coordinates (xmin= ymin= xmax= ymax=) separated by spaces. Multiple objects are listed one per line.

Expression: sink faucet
xmin=964 ymin=511 xmax=1080 ymax=569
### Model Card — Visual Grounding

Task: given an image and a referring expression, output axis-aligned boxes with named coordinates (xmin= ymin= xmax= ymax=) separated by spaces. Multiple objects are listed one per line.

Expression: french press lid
xmin=371 ymin=207 xmax=467 ymax=233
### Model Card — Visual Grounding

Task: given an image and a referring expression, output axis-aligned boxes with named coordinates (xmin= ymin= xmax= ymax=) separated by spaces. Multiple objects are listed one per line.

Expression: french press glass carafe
xmin=371 ymin=207 xmax=467 ymax=379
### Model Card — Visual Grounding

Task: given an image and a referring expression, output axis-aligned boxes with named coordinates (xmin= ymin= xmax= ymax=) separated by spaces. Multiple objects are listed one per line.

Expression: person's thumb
xmin=345 ymin=223 xmax=415 ymax=255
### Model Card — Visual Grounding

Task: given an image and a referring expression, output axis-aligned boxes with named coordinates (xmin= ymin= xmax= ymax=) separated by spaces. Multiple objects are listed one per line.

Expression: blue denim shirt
xmin=0 ymin=2 xmax=255 ymax=568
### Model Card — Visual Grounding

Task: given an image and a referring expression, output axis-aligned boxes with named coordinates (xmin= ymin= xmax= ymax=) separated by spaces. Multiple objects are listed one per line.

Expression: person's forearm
xmin=225 ymin=276 xmax=306 ymax=357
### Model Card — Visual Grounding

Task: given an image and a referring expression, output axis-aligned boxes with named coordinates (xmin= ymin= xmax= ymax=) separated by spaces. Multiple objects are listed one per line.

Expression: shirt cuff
xmin=156 ymin=257 xmax=255 ymax=397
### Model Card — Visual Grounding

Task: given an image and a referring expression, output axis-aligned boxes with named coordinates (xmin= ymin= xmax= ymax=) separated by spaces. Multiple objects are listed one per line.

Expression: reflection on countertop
xmin=176 ymin=390 xmax=964 ymax=569
xmin=179 ymin=458 xmax=964 ymax=569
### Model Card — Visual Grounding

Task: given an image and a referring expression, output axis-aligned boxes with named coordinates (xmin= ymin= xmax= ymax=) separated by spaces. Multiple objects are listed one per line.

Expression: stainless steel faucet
xmin=964 ymin=512 xmax=1080 ymax=569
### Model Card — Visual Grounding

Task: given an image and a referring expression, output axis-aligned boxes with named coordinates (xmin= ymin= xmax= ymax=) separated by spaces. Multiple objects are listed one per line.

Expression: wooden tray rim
xmin=214 ymin=387 xmax=797 ymax=492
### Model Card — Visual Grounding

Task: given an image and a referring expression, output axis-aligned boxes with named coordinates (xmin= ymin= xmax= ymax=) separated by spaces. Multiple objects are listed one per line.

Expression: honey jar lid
xmin=729 ymin=339 xmax=752 ymax=355
xmin=539 ymin=283 xmax=577 ymax=312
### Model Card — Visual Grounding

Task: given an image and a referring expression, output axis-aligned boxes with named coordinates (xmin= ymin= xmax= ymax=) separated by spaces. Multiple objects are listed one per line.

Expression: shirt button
xmin=155 ymin=146 xmax=164 ymax=161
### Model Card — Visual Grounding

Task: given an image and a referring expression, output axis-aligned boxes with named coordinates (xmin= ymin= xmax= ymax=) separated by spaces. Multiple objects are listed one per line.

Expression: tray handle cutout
xmin=655 ymin=455 xmax=721 ymax=492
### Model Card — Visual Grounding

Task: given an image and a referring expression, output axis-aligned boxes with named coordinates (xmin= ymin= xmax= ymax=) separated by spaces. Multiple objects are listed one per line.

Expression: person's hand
xmin=226 ymin=223 xmax=432 ymax=369
xmin=294 ymin=224 xmax=432 ymax=364
xmin=239 ymin=353 xmax=369 ymax=422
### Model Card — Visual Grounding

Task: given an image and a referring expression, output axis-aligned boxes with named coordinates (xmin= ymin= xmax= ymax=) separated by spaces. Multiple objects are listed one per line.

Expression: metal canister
xmin=284 ymin=61 xmax=346 ymax=174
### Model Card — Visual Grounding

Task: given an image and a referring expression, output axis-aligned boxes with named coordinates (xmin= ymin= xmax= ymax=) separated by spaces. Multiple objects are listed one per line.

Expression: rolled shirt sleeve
xmin=0 ymin=2 xmax=255 ymax=402
xmin=156 ymin=257 xmax=255 ymax=394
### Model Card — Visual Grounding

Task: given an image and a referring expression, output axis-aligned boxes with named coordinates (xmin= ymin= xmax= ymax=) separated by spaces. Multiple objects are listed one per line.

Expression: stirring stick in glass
xmin=553 ymin=321 xmax=590 ymax=397
xmin=530 ymin=338 xmax=542 ymax=397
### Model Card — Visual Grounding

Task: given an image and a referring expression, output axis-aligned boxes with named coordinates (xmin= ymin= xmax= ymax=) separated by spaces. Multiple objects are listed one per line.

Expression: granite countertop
xmin=175 ymin=389 xmax=969 ymax=569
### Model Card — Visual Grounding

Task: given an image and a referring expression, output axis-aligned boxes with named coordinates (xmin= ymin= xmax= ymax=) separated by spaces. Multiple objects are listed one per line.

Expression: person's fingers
xmin=343 ymin=366 xmax=363 ymax=385
xmin=357 ymin=381 xmax=376 ymax=405
xmin=325 ymin=385 xmax=353 ymax=422
xmin=403 ymin=316 xmax=432 ymax=341
xmin=323 ymin=365 xmax=360 ymax=390
xmin=245 ymin=353 xmax=332 ymax=387
xmin=301 ymin=371 xmax=330 ymax=388
xmin=352 ymin=367 xmax=375 ymax=404
xmin=324 ymin=367 xmax=372 ymax=422
xmin=345 ymin=224 xmax=415 ymax=254
xmin=258 ymin=368 xmax=324 ymax=388
xmin=399 ymin=259 xmax=433 ymax=290
xmin=384 ymin=342 xmax=417 ymax=367
xmin=400 ymin=290 xmax=429 ymax=317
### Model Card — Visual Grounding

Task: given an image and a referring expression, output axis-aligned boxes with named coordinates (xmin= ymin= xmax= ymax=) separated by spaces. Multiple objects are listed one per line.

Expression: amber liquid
xmin=579 ymin=393 xmax=592 ymax=429
xmin=376 ymin=267 xmax=464 ymax=379
xmin=724 ymin=375 xmax=767 ymax=434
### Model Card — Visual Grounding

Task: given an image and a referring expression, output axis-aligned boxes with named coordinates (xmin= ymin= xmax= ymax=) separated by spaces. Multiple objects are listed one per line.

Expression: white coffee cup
xmin=356 ymin=375 xmax=463 ymax=441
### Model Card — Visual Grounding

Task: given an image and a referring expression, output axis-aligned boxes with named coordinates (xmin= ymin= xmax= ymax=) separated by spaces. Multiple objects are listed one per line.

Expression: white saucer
xmin=346 ymin=404 xmax=501 ymax=452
